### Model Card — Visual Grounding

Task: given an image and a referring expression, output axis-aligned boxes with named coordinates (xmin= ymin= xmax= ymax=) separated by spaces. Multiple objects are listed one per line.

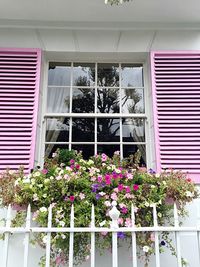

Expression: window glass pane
xmin=72 ymin=145 xmax=94 ymax=159
xmin=48 ymin=63 xmax=71 ymax=86
xmin=97 ymin=88 xmax=120 ymax=113
xmin=73 ymin=63 xmax=95 ymax=86
xmin=72 ymin=88 xmax=95 ymax=113
xmin=72 ymin=118 xmax=94 ymax=142
xmin=122 ymin=88 xmax=144 ymax=114
xmin=45 ymin=144 xmax=69 ymax=158
xmin=122 ymin=118 xmax=145 ymax=142
xmin=47 ymin=87 xmax=70 ymax=113
xmin=121 ymin=64 xmax=143 ymax=87
xmin=123 ymin=145 xmax=146 ymax=166
xmin=46 ymin=118 xmax=69 ymax=142
xmin=97 ymin=145 xmax=120 ymax=158
xmin=98 ymin=63 xmax=119 ymax=87
xmin=97 ymin=118 xmax=120 ymax=142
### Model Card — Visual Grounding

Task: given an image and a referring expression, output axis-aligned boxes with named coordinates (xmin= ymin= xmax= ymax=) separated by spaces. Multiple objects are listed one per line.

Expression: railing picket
xmin=174 ymin=203 xmax=182 ymax=267
xmin=152 ymin=204 xmax=160 ymax=267
xmin=3 ymin=205 xmax=11 ymax=267
xmin=131 ymin=204 xmax=137 ymax=267
xmin=69 ymin=204 xmax=74 ymax=267
xmin=45 ymin=205 xmax=52 ymax=267
xmin=109 ymin=201 xmax=120 ymax=267
xmin=23 ymin=205 xmax=31 ymax=267
xmin=91 ymin=204 xmax=95 ymax=267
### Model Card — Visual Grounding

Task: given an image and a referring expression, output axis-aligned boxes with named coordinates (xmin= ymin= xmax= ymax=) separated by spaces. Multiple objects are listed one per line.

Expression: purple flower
xmin=117 ymin=232 xmax=125 ymax=239
xmin=96 ymin=194 xmax=101 ymax=200
xmin=149 ymin=168 xmax=156 ymax=174
xmin=92 ymin=184 xmax=99 ymax=192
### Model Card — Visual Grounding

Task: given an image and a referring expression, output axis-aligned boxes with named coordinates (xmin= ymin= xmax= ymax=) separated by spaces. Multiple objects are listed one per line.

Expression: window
xmin=44 ymin=62 xmax=147 ymax=165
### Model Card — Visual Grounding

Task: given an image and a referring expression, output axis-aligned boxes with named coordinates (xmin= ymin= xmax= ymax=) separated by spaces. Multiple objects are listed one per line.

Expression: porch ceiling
xmin=0 ymin=0 xmax=200 ymax=28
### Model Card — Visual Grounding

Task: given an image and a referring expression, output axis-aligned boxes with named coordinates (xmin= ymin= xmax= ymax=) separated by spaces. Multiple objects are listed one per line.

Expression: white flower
xmin=155 ymin=173 xmax=160 ymax=178
xmin=61 ymin=234 xmax=66 ymax=239
xmin=99 ymin=220 xmax=106 ymax=227
xmin=115 ymin=168 xmax=121 ymax=174
xmin=186 ymin=191 xmax=194 ymax=197
xmin=44 ymin=178 xmax=50 ymax=184
xmin=43 ymin=194 xmax=47 ymax=198
xmin=38 ymin=184 xmax=43 ymax=188
xmin=33 ymin=171 xmax=40 ymax=177
xmin=33 ymin=194 xmax=38 ymax=201
xmin=14 ymin=178 xmax=20 ymax=186
xmin=42 ymin=235 xmax=48 ymax=244
xmin=99 ymin=191 xmax=106 ymax=196
xmin=144 ymin=202 xmax=149 ymax=207
xmin=23 ymin=178 xmax=30 ymax=184
xmin=31 ymin=178 xmax=35 ymax=185
xmin=59 ymin=221 xmax=65 ymax=227
xmin=104 ymin=201 xmax=111 ymax=207
xmin=39 ymin=207 xmax=47 ymax=213
xmin=143 ymin=245 xmax=150 ymax=253
xmin=88 ymin=159 xmax=94 ymax=165
xmin=151 ymin=185 xmax=155 ymax=189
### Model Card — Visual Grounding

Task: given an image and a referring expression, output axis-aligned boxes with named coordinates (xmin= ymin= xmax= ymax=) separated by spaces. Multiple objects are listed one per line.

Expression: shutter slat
xmin=151 ymin=51 xmax=200 ymax=181
xmin=0 ymin=48 xmax=41 ymax=173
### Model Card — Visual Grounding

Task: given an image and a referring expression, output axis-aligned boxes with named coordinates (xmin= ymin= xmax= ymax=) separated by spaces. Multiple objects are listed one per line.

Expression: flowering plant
xmin=0 ymin=149 xmax=198 ymax=266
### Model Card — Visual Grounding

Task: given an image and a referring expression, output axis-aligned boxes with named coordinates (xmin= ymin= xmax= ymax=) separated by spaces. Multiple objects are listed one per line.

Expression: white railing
xmin=0 ymin=201 xmax=200 ymax=267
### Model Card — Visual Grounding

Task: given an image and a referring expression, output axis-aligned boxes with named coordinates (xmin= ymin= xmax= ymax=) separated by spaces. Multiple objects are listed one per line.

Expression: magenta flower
xmin=76 ymin=164 xmax=80 ymax=169
xmin=121 ymin=207 xmax=128 ymax=214
xmin=118 ymin=184 xmax=124 ymax=191
xmin=69 ymin=196 xmax=75 ymax=202
xmin=126 ymin=186 xmax=131 ymax=193
xmin=70 ymin=159 xmax=75 ymax=165
xmin=133 ymin=184 xmax=139 ymax=191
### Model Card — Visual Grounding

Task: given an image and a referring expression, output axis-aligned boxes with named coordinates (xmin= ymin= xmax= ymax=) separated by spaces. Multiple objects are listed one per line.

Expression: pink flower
xmin=125 ymin=186 xmax=131 ymax=193
xmin=104 ymin=201 xmax=111 ymax=207
xmin=70 ymin=159 xmax=75 ymax=165
xmin=111 ymin=192 xmax=118 ymax=201
xmin=98 ymin=175 xmax=103 ymax=183
xmin=118 ymin=217 xmax=124 ymax=225
xmin=101 ymin=153 xmax=107 ymax=162
xmin=55 ymin=256 xmax=65 ymax=265
xmin=79 ymin=193 xmax=85 ymax=200
xmin=133 ymin=184 xmax=139 ymax=191
xmin=76 ymin=164 xmax=80 ymax=169
xmin=56 ymin=175 xmax=62 ymax=180
xmin=42 ymin=169 xmax=48 ymax=174
xmin=126 ymin=173 xmax=133 ymax=180
xmin=125 ymin=218 xmax=132 ymax=227
xmin=69 ymin=196 xmax=75 ymax=202
xmin=119 ymin=203 xmax=126 ymax=208
xmin=105 ymin=174 xmax=111 ymax=185
xmin=114 ymin=188 xmax=119 ymax=193
xmin=91 ymin=176 xmax=96 ymax=182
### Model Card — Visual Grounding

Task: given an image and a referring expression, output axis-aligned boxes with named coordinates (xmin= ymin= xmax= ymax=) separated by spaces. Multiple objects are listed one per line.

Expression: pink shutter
xmin=151 ymin=51 xmax=200 ymax=182
xmin=0 ymin=48 xmax=41 ymax=173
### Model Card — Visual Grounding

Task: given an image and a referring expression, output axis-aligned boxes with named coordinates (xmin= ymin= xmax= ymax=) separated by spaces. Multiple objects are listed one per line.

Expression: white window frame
xmin=38 ymin=59 xmax=151 ymax=168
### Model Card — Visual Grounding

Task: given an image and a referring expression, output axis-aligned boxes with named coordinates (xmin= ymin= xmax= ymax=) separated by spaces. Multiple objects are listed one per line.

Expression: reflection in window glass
xmin=72 ymin=145 xmax=94 ymax=159
xmin=72 ymin=88 xmax=95 ymax=113
xmin=72 ymin=118 xmax=94 ymax=142
xmin=45 ymin=144 xmax=69 ymax=158
xmin=97 ymin=118 xmax=120 ymax=142
xmin=47 ymin=88 xmax=70 ymax=113
xmin=122 ymin=118 xmax=145 ymax=142
xmin=97 ymin=145 xmax=120 ymax=158
xmin=122 ymin=89 xmax=144 ymax=114
xmin=73 ymin=63 xmax=95 ymax=86
xmin=123 ymin=145 xmax=146 ymax=166
xmin=121 ymin=65 xmax=143 ymax=87
xmin=46 ymin=118 xmax=69 ymax=142
xmin=97 ymin=88 xmax=120 ymax=113
xmin=48 ymin=63 xmax=71 ymax=86
xmin=98 ymin=63 xmax=119 ymax=87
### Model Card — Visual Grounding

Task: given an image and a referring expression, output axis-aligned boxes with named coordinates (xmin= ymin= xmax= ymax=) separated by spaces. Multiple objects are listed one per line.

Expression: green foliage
xmin=0 ymin=149 xmax=198 ymax=266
